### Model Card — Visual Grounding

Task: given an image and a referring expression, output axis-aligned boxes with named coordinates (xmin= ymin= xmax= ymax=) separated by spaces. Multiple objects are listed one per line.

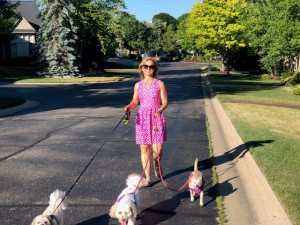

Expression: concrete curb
xmin=0 ymin=100 xmax=39 ymax=117
xmin=201 ymin=74 xmax=292 ymax=225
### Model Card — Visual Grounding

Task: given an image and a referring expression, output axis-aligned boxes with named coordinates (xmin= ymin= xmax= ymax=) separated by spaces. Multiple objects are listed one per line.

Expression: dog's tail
xmin=194 ymin=158 xmax=199 ymax=172
xmin=49 ymin=189 xmax=67 ymax=212
xmin=126 ymin=173 xmax=147 ymax=189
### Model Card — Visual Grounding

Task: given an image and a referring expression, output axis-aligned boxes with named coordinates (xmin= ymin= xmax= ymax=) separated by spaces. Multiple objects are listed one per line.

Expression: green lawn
xmin=0 ymin=61 xmax=138 ymax=83
xmin=209 ymin=71 xmax=283 ymax=86
xmin=209 ymin=72 xmax=300 ymax=225
xmin=0 ymin=61 xmax=138 ymax=109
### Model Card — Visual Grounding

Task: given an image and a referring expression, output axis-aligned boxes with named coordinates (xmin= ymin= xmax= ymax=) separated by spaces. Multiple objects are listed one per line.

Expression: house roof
xmin=12 ymin=16 xmax=36 ymax=34
xmin=1 ymin=0 xmax=42 ymax=29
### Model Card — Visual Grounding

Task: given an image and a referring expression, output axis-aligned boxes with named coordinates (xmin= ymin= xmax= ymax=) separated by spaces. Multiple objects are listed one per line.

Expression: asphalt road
xmin=0 ymin=62 xmax=217 ymax=225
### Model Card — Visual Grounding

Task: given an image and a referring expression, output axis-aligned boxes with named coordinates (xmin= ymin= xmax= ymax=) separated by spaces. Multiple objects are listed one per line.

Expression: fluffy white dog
xmin=109 ymin=173 xmax=147 ymax=225
xmin=31 ymin=189 xmax=67 ymax=225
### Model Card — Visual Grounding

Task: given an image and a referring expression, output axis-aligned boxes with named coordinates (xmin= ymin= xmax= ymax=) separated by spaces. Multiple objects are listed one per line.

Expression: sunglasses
xmin=142 ymin=64 xmax=156 ymax=70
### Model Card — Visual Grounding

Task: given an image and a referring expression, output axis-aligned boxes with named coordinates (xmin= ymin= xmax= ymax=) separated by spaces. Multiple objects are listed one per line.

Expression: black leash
xmin=54 ymin=113 xmax=126 ymax=211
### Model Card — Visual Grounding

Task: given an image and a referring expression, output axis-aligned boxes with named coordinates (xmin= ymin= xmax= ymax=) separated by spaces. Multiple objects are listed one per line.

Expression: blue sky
xmin=123 ymin=0 xmax=199 ymax=22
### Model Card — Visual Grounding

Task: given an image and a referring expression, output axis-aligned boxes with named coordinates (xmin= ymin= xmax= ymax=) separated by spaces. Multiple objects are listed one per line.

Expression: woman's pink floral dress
xmin=136 ymin=79 xmax=167 ymax=144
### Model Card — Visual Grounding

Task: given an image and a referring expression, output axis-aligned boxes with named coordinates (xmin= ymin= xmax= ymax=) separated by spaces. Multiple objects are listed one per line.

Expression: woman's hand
xmin=154 ymin=109 xmax=162 ymax=118
xmin=124 ymin=105 xmax=130 ymax=112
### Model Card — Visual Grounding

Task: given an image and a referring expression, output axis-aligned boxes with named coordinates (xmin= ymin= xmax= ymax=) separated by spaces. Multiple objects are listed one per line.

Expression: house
xmin=0 ymin=0 xmax=41 ymax=66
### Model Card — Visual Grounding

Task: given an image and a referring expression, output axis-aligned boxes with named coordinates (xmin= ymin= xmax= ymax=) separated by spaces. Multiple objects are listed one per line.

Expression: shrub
xmin=210 ymin=66 xmax=220 ymax=71
xmin=291 ymin=85 xmax=300 ymax=95
xmin=284 ymin=72 xmax=300 ymax=87
xmin=184 ymin=55 xmax=192 ymax=60
xmin=261 ymin=74 xmax=273 ymax=80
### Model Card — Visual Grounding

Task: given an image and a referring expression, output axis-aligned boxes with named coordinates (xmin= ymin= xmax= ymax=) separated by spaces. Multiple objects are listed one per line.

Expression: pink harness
xmin=189 ymin=177 xmax=205 ymax=195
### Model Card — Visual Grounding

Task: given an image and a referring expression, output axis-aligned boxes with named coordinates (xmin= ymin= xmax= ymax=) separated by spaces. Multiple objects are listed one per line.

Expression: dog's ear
xmin=109 ymin=203 xmax=117 ymax=218
xmin=130 ymin=204 xmax=138 ymax=217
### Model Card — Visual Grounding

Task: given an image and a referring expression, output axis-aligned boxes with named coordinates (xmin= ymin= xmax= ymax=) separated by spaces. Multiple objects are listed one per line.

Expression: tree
xmin=161 ymin=26 xmax=178 ymax=54
xmin=36 ymin=0 xmax=125 ymax=71
xmin=153 ymin=13 xmax=178 ymax=29
xmin=177 ymin=13 xmax=197 ymax=53
xmin=115 ymin=12 xmax=158 ymax=56
xmin=240 ymin=0 xmax=300 ymax=75
xmin=0 ymin=1 xmax=20 ymax=42
xmin=0 ymin=1 xmax=20 ymax=64
xmin=186 ymin=0 xmax=245 ymax=74
xmin=37 ymin=0 xmax=79 ymax=77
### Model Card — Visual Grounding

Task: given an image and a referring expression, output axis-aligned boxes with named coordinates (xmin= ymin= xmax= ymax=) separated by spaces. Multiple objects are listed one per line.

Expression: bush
xmin=261 ymin=74 xmax=273 ymax=80
xmin=283 ymin=72 xmax=300 ymax=87
xmin=198 ymin=54 xmax=211 ymax=63
xmin=184 ymin=55 xmax=192 ymax=60
xmin=291 ymin=85 xmax=300 ymax=95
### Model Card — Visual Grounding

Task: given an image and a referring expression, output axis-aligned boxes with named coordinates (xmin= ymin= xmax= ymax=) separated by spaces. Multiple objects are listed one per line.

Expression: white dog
xmin=109 ymin=173 xmax=147 ymax=225
xmin=31 ymin=189 xmax=67 ymax=225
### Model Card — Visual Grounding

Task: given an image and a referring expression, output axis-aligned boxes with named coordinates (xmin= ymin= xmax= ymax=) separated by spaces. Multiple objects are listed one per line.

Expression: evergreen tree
xmin=37 ymin=0 xmax=79 ymax=77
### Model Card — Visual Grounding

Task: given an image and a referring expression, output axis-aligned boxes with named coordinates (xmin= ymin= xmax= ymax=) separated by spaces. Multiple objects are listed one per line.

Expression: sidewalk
xmin=201 ymin=73 xmax=293 ymax=225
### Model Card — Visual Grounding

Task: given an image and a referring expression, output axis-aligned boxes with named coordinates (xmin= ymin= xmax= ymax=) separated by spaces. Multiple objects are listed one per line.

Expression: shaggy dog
xmin=31 ymin=189 xmax=67 ymax=225
xmin=109 ymin=173 xmax=147 ymax=225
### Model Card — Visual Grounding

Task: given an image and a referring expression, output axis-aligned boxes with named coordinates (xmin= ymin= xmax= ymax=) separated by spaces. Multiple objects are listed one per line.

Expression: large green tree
xmin=37 ymin=0 xmax=79 ymax=77
xmin=115 ymin=12 xmax=158 ymax=55
xmin=187 ymin=0 xmax=245 ymax=74
xmin=153 ymin=13 xmax=178 ymax=29
xmin=240 ymin=0 xmax=300 ymax=75
xmin=177 ymin=13 xmax=196 ymax=53
xmin=161 ymin=26 xmax=178 ymax=54
xmin=0 ymin=1 xmax=20 ymax=41
xmin=0 ymin=1 xmax=20 ymax=65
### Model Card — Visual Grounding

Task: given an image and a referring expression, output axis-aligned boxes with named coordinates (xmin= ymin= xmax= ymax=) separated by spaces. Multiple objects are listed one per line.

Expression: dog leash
xmin=54 ymin=113 xmax=127 ymax=212
xmin=153 ymin=118 xmax=193 ymax=192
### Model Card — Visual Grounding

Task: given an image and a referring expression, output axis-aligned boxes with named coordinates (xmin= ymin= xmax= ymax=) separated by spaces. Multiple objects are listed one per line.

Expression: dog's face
xmin=189 ymin=172 xmax=203 ymax=188
xmin=110 ymin=202 xmax=137 ymax=224
xmin=31 ymin=215 xmax=57 ymax=225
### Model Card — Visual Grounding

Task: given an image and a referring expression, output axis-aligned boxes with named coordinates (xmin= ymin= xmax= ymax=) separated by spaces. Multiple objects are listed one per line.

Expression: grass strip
xmin=0 ymin=62 xmax=138 ymax=84
xmin=206 ymin=119 xmax=226 ymax=224
xmin=209 ymin=72 xmax=282 ymax=86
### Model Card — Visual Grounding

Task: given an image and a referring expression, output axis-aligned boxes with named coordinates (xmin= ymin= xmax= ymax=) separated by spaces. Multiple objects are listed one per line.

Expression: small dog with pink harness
xmin=109 ymin=173 xmax=147 ymax=225
xmin=188 ymin=158 xmax=205 ymax=207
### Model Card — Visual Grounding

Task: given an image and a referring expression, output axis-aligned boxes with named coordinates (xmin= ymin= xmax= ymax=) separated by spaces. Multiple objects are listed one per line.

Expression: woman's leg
xmin=152 ymin=144 xmax=163 ymax=177
xmin=140 ymin=144 xmax=151 ymax=182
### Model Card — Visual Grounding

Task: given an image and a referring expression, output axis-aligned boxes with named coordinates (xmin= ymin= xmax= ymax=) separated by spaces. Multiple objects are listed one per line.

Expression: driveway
xmin=0 ymin=62 xmax=217 ymax=224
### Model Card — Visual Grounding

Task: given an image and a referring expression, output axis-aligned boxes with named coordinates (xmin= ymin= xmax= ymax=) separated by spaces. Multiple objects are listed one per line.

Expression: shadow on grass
xmin=213 ymin=140 xmax=274 ymax=167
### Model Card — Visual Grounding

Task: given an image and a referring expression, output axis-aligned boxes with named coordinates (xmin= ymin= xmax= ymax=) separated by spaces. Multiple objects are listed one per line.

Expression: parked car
xmin=159 ymin=54 xmax=173 ymax=62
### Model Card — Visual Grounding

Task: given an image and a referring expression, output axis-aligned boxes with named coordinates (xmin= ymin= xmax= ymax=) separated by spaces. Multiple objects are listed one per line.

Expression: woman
xmin=125 ymin=57 xmax=168 ymax=186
